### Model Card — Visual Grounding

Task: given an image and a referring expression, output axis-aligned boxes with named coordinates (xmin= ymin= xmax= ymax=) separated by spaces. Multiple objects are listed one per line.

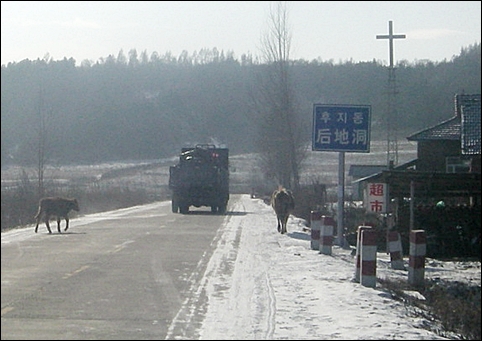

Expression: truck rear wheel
xmin=218 ymin=204 xmax=227 ymax=214
xmin=172 ymin=200 xmax=179 ymax=213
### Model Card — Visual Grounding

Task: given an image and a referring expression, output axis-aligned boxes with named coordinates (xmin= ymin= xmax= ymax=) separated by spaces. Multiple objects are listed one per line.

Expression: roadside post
xmin=310 ymin=211 xmax=322 ymax=250
xmin=319 ymin=216 xmax=335 ymax=255
xmin=408 ymin=230 xmax=426 ymax=285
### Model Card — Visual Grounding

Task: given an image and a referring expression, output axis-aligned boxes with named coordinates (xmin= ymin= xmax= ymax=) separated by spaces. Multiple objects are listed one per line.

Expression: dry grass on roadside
xmin=379 ymin=277 xmax=481 ymax=340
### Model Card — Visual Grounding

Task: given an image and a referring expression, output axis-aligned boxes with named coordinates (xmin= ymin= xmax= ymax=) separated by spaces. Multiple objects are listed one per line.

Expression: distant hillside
xmin=1 ymin=43 xmax=480 ymax=166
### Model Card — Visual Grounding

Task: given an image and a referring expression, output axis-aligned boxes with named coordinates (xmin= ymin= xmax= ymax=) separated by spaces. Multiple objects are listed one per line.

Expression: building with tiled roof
xmin=407 ymin=94 xmax=480 ymax=173
xmin=355 ymin=93 xmax=481 ymax=200
xmin=352 ymin=94 xmax=480 ymax=258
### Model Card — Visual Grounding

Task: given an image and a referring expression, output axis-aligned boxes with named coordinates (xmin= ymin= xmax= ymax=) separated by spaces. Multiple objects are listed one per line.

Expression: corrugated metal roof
xmin=461 ymin=95 xmax=481 ymax=155
xmin=348 ymin=165 xmax=387 ymax=178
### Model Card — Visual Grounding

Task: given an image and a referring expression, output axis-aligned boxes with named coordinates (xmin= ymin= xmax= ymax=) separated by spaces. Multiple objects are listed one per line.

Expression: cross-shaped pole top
xmin=376 ymin=21 xmax=406 ymax=67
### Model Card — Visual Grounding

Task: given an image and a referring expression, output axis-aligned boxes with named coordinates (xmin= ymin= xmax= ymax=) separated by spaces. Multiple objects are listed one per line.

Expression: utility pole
xmin=377 ymin=21 xmax=405 ymax=167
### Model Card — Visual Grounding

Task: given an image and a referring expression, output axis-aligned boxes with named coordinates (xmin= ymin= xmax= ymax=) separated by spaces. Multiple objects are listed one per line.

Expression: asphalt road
xmin=1 ymin=197 xmax=241 ymax=340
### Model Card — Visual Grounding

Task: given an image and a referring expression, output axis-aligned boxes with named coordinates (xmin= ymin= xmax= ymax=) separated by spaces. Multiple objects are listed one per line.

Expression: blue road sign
xmin=312 ymin=104 xmax=371 ymax=152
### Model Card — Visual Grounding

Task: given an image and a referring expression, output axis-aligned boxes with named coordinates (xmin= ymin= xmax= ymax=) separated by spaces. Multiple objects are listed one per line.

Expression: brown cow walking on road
xmin=271 ymin=186 xmax=295 ymax=234
xmin=34 ymin=197 xmax=80 ymax=234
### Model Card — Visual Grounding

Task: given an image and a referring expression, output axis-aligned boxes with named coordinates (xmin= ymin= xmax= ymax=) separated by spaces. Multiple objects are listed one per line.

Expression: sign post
xmin=313 ymin=104 xmax=371 ymax=246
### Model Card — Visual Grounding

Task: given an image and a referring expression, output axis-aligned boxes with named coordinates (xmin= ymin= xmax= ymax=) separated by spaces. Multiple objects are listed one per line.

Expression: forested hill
xmin=1 ymin=44 xmax=480 ymax=166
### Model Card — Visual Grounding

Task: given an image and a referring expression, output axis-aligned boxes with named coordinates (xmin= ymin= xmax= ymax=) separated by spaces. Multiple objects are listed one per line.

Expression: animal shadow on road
xmin=39 ymin=231 xmax=87 ymax=235
xmin=286 ymin=231 xmax=310 ymax=241
xmin=182 ymin=210 xmax=247 ymax=216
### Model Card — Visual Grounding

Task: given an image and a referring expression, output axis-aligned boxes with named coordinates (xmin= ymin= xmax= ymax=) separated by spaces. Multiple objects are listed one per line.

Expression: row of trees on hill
xmin=1 ymin=21 xmax=480 ymax=190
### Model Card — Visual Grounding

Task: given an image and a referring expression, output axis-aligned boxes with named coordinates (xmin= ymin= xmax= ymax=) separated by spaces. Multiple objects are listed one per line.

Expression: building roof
xmin=407 ymin=116 xmax=460 ymax=141
xmin=348 ymin=165 xmax=387 ymax=178
xmin=407 ymin=94 xmax=481 ymax=152
xmin=354 ymin=170 xmax=481 ymax=198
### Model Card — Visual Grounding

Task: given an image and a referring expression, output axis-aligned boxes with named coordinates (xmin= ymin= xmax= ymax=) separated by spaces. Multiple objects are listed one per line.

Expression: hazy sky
xmin=1 ymin=1 xmax=481 ymax=66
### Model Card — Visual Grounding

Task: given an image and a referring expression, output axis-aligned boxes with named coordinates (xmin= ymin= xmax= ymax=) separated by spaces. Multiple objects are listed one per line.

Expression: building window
xmin=446 ymin=156 xmax=471 ymax=173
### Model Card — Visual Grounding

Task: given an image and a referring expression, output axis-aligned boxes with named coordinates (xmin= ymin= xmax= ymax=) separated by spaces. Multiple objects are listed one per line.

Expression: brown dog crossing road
xmin=1 ymin=198 xmax=237 ymax=340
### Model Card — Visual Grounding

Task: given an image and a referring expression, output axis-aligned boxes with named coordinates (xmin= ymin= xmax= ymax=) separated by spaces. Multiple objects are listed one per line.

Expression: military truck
xmin=168 ymin=144 xmax=229 ymax=214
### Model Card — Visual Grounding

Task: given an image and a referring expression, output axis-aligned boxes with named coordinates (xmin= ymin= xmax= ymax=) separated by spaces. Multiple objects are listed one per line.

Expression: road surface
xmin=1 ymin=196 xmax=245 ymax=340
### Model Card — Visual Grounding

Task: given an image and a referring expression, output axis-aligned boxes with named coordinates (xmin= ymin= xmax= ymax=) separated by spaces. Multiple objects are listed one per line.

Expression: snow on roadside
xmin=197 ymin=195 xmax=479 ymax=340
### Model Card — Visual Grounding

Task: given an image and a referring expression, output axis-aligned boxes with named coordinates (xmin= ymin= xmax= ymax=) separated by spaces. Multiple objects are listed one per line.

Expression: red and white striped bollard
xmin=319 ymin=216 xmax=335 ymax=255
xmin=387 ymin=231 xmax=405 ymax=270
xmin=354 ymin=225 xmax=372 ymax=282
xmin=310 ymin=211 xmax=321 ymax=250
xmin=408 ymin=230 xmax=426 ymax=286
xmin=360 ymin=229 xmax=378 ymax=288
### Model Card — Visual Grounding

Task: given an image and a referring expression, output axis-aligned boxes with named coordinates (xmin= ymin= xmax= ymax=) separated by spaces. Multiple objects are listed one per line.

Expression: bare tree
xmin=35 ymin=85 xmax=48 ymax=199
xmin=254 ymin=1 xmax=306 ymax=191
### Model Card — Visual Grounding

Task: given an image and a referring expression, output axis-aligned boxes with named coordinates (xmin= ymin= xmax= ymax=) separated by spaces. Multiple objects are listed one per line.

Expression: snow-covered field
xmin=1 ymin=140 xmax=418 ymax=198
